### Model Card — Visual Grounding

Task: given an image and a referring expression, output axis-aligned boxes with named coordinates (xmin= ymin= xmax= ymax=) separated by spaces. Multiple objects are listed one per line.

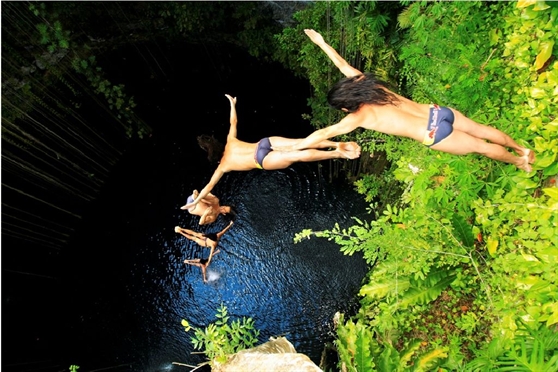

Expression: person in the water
xmin=182 ymin=94 xmax=361 ymax=211
xmin=175 ymin=220 xmax=234 ymax=282
xmin=276 ymin=29 xmax=535 ymax=172
xmin=182 ymin=189 xmax=234 ymax=225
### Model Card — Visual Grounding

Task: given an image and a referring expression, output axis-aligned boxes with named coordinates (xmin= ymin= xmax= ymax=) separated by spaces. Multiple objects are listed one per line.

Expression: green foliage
xmin=69 ymin=366 xmax=79 ymax=372
xmin=155 ymin=2 xmax=281 ymax=59
xmin=274 ymin=1 xmax=404 ymax=143
xmin=336 ymin=314 xmax=448 ymax=372
xmin=71 ymin=56 xmax=150 ymax=139
xmin=2 ymin=2 xmax=152 ymax=139
xmin=464 ymin=320 xmax=558 ymax=372
xmin=182 ymin=304 xmax=260 ymax=367
xmin=281 ymin=0 xmax=558 ymax=369
xmin=30 ymin=3 xmax=71 ymax=52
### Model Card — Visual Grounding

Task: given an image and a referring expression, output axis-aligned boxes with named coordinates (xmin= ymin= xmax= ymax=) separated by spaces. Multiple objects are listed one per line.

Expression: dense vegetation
xmin=1 ymin=0 xmax=290 ymax=264
xmin=3 ymin=1 xmax=557 ymax=371
xmin=274 ymin=1 xmax=557 ymax=371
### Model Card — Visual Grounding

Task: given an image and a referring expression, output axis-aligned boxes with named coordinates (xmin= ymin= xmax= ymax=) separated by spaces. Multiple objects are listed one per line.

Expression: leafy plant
xmin=181 ymin=304 xmax=260 ymax=366
xmin=464 ymin=320 xmax=558 ymax=372
xmin=281 ymin=0 xmax=558 ymax=369
xmin=336 ymin=314 xmax=448 ymax=372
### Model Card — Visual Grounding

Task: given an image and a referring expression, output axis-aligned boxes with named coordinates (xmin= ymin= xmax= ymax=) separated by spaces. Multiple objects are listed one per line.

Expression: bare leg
xmin=184 ymin=260 xmax=208 ymax=282
xmin=261 ymin=142 xmax=361 ymax=170
xmin=431 ymin=130 xmax=532 ymax=171
xmin=451 ymin=109 xmax=534 ymax=164
xmin=269 ymin=136 xmax=340 ymax=150
xmin=175 ymin=227 xmax=208 ymax=246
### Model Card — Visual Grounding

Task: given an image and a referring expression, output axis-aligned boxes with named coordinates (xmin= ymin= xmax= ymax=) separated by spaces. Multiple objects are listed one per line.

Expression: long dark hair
xmin=327 ymin=73 xmax=399 ymax=113
xmin=197 ymin=134 xmax=225 ymax=164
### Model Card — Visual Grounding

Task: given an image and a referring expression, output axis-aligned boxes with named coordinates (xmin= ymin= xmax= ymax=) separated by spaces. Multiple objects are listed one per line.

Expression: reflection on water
xmin=122 ymin=164 xmax=370 ymax=370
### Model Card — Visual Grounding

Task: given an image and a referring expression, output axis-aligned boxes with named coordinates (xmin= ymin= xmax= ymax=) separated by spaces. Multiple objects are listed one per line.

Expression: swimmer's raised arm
xmin=217 ymin=220 xmax=234 ymax=239
xmin=304 ymin=29 xmax=362 ymax=78
xmin=225 ymin=94 xmax=238 ymax=140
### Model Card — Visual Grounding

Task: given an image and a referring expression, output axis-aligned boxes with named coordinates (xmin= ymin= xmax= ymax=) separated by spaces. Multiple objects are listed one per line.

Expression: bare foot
xmin=338 ymin=142 xmax=361 ymax=159
xmin=522 ymin=148 xmax=535 ymax=164
xmin=174 ymin=226 xmax=181 ymax=233
xmin=517 ymin=155 xmax=533 ymax=172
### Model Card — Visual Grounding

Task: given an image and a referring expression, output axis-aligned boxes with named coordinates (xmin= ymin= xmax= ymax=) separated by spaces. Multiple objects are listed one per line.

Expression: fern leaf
xmin=451 ymin=213 xmax=475 ymax=248
xmin=376 ymin=342 xmax=401 ymax=372
xmin=399 ymin=274 xmax=456 ymax=308
xmin=399 ymin=339 xmax=422 ymax=368
xmin=412 ymin=267 xmax=456 ymax=288
xmin=411 ymin=347 xmax=448 ymax=372
xmin=495 ymin=339 xmax=556 ymax=372
xmin=397 ymin=4 xmax=416 ymax=29
xmin=336 ymin=319 xmax=359 ymax=372
xmin=355 ymin=325 xmax=374 ymax=372
xmin=360 ymin=279 xmax=411 ymax=300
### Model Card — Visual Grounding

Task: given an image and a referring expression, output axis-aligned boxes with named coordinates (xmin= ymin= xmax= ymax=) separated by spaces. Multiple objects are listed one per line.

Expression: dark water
xmin=5 ymin=41 xmax=371 ymax=371
xmin=61 ymin=137 xmax=370 ymax=371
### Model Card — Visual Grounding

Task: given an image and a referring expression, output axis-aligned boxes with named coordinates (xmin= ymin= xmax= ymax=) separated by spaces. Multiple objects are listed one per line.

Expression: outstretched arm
xmin=225 ymin=94 xmax=238 ymax=140
xmin=182 ymin=166 xmax=226 ymax=210
xmin=216 ymin=221 xmax=234 ymax=239
xmin=305 ymin=29 xmax=362 ymax=78
xmin=291 ymin=115 xmax=361 ymax=151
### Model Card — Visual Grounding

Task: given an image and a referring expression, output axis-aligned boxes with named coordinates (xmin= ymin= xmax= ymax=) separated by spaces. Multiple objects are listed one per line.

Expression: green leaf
xmin=535 ymin=153 xmax=557 ymax=168
xmin=487 ymin=237 xmax=499 ymax=257
xmin=535 ymin=40 xmax=554 ymax=70
xmin=515 ymin=178 xmax=539 ymax=190
xmin=542 ymin=187 xmax=558 ymax=201
xmin=517 ymin=0 xmax=536 ymax=8
xmin=377 ymin=342 xmax=400 ymax=372
xmin=400 ymin=339 xmax=422 ymax=367
xmin=451 ymin=214 xmax=475 ymax=248
xmin=355 ymin=326 xmax=373 ymax=371
xmin=360 ymin=279 xmax=410 ymax=300
xmin=399 ymin=274 xmax=456 ymax=308
xmin=412 ymin=347 xmax=448 ymax=372
xmin=543 ymin=161 xmax=558 ymax=176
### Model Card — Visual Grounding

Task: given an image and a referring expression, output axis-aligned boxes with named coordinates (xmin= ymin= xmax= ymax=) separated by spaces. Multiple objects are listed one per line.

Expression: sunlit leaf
xmin=517 ymin=0 xmax=536 ymax=8
xmin=546 ymin=303 xmax=558 ymax=325
xmin=535 ymin=153 xmax=557 ymax=168
xmin=530 ymin=87 xmax=547 ymax=99
xmin=535 ymin=41 xmax=554 ymax=70
xmin=533 ymin=1 xmax=551 ymax=11
xmin=487 ymin=237 xmax=499 ymax=257
xmin=542 ymin=187 xmax=558 ymax=200
xmin=515 ymin=178 xmax=539 ymax=189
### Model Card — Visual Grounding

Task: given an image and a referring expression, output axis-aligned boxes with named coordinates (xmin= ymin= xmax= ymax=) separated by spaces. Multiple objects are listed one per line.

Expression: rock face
xmin=212 ymin=337 xmax=322 ymax=372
